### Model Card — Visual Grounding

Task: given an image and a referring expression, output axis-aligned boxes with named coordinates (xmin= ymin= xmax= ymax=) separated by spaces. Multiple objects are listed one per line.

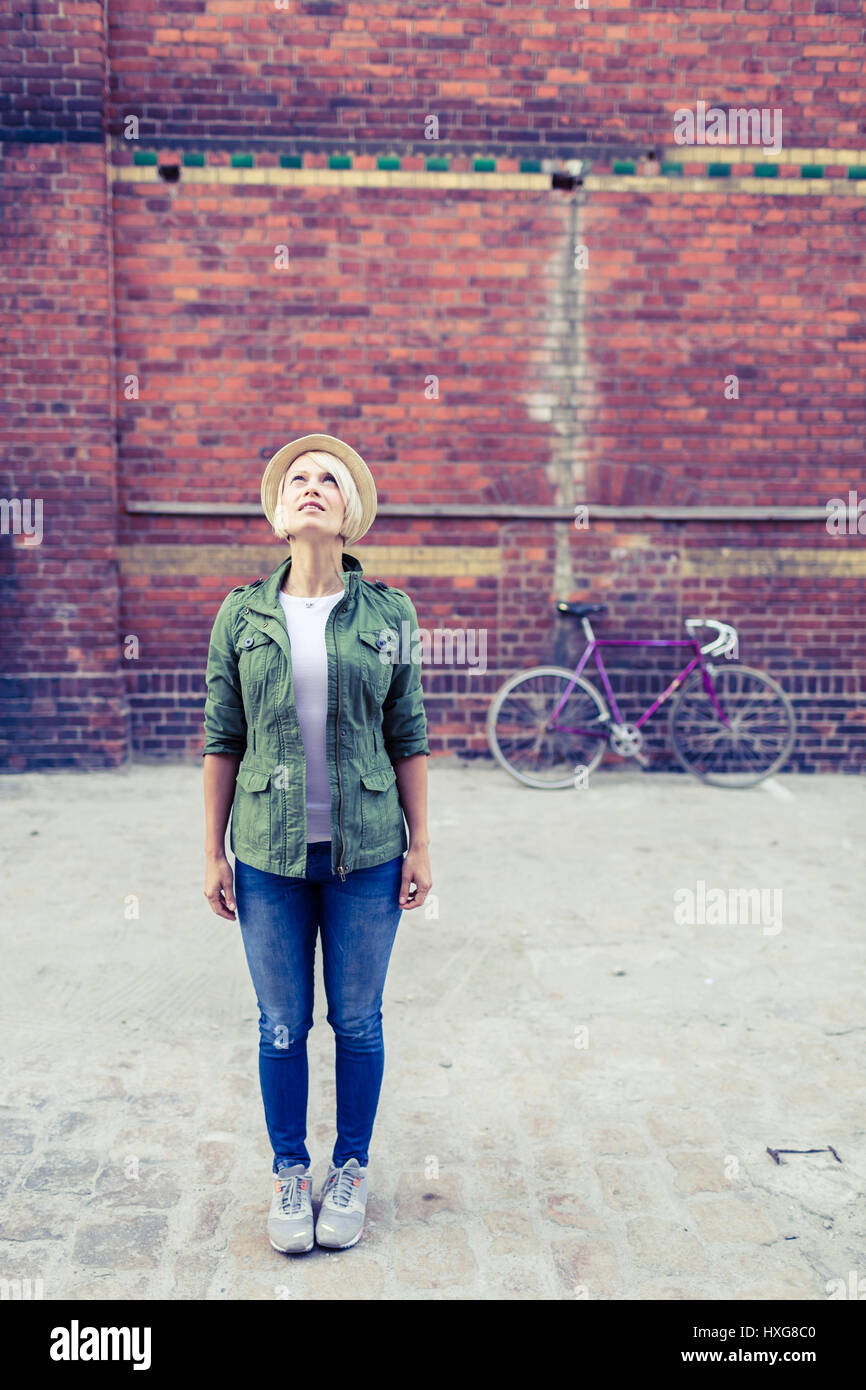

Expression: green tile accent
xmin=847 ymin=167 xmax=866 ymax=179
xmin=231 ymin=153 xmax=253 ymax=168
xmin=800 ymin=165 xmax=823 ymax=179
xmin=133 ymin=150 xmax=158 ymax=166
xmin=520 ymin=159 xmax=542 ymax=173
xmin=329 ymin=155 xmax=352 ymax=169
xmin=280 ymin=155 xmax=303 ymax=169
xmin=474 ymin=157 xmax=496 ymax=172
xmin=182 ymin=152 xmax=205 ymax=167
xmin=612 ymin=160 xmax=635 ymax=175
xmin=707 ymin=163 xmax=731 ymax=177
xmin=659 ymin=162 xmax=683 ymax=175
xmin=425 ymin=156 xmax=449 ymax=171
xmin=377 ymin=156 xmax=401 ymax=170
xmin=752 ymin=164 xmax=778 ymax=177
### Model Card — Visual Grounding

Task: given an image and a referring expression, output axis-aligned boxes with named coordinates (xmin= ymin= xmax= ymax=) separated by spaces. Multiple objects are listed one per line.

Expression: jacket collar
xmin=244 ymin=550 xmax=364 ymax=617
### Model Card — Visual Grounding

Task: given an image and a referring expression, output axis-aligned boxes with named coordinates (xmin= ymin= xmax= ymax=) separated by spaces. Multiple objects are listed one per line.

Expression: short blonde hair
xmin=272 ymin=449 xmax=364 ymax=547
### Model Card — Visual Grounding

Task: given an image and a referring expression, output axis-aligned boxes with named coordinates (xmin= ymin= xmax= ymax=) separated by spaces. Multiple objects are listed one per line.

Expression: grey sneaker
xmin=315 ymin=1158 xmax=368 ymax=1249
xmin=268 ymin=1163 xmax=314 ymax=1254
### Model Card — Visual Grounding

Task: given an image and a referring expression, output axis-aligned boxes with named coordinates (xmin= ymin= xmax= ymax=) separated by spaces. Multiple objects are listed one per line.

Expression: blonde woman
xmin=202 ymin=434 xmax=432 ymax=1253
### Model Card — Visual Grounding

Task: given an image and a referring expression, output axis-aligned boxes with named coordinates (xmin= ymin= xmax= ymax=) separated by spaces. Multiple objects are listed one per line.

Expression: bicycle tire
xmin=486 ymin=665 xmax=609 ymax=789
xmin=669 ymin=662 xmax=797 ymax=787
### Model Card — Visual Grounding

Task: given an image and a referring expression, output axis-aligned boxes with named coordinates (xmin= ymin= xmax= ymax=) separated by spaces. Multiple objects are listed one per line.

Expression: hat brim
xmin=261 ymin=434 xmax=377 ymax=546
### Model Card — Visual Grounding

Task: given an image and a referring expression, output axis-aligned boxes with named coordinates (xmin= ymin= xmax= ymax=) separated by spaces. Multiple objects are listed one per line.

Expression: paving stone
xmin=192 ymin=1140 xmax=235 ymax=1184
xmin=647 ymin=1111 xmax=728 ymax=1149
xmin=393 ymin=1226 xmax=478 ymax=1290
xmin=537 ymin=1188 xmax=608 ymax=1232
xmin=551 ymin=1237 xmax=622 ymax=1296
xmin=296 ymin=1252 xmax=386 ymax=1299
xmin=626 ymin=1218 xmax=705 ymax=1276
xmin=686 ymin=1194 xmax=780 ymax=1244
xmin=0 ymin=1196 xmax=66 ymax=1242
xmin=63 ymin=1272 xmax=158 ymax=1299
xmin=479 ymin=1211 xmax=541 ymax=1254
xmin=394 ymin=1172 xmax=464 ymax=1223
xmin=111 ymin=1122 xmax=192 ymax=1156
xmin=0 ymin=1118 xmax=36 ymax=1156
xmin=584 ymin=1124 xmax=649 ymax=1157
xmin=21 ymin=1153 xmax=99 ymax=1196
xmin=189 ymin=1190 xmax=232 ymax=1242
xmin=71 ymin=1214 xmax=169 ymax=1270
xmin=668 ymin=1149 xmax=737 ymax=1195
xmin=596 ymin=1160 xmax=668 ymax=1212
xmin=93 ymin=1161 xmax=182 ymax=1208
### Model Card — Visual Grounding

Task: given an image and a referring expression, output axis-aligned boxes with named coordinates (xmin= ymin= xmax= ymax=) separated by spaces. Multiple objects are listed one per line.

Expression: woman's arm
xmin=203 ymin=752 xmax=241 ymax=919
xmin=393 ymin=753 xmax=432 ymax=910
xmin=393 ymin=752 xmax=429 ymax=850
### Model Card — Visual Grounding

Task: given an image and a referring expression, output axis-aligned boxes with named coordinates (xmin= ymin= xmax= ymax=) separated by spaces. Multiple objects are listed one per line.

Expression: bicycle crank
xmin=609 ymin=722 xmax=649 ymax=765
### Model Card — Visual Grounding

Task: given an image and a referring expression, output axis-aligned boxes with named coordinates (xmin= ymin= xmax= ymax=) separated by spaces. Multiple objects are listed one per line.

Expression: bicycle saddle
xmin=555 ymin=601 xmax=607 ymax=619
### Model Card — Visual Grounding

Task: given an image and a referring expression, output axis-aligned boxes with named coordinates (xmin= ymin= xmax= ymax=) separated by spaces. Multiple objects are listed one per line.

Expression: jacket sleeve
xmin=381 ymin=593 xmax=431 ymax=762
xmin=201 ymin=591 xmax=247 ymax=757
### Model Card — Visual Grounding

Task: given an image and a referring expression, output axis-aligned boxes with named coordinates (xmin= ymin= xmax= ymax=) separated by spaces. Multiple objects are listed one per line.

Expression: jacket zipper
xmin=333 ymin=598 xmax=347 ymax=881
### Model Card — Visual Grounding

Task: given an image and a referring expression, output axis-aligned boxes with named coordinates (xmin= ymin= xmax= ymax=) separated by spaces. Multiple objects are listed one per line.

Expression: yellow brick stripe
xmin=117 ymin=544 xmax=500 ymax=579
xmin=114 ymin=165 xmax=550 ymax=193
xmin=680 ymin=548 xmax=866 ymax=578
xmin=585 ymin=175 xmax=864 ymax=197
xmin=113 ymin=160 xmax=866 ymax=198
xmin=660 ymin=147 xmax=866 ymax=166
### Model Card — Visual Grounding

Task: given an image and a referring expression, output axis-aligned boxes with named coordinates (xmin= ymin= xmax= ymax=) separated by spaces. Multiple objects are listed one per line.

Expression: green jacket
xmin=202 ymin=551 xmax=430 ymax=879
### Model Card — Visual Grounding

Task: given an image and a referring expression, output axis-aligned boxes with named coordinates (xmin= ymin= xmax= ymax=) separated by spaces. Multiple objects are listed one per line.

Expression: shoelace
xmin=327 ymin=1166 xmax=361 ymax=1208
xmin=277 ymin=1174 xmax=309 ymax=1215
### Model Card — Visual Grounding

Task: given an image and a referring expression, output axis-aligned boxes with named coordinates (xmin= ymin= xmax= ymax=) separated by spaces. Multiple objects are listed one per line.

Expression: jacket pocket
xmin=359 ymin=761 xmax=399 ymax=847
xmin=233 ymin=762 xmax=272 ymax=852
xmin=237 ymin=629 xmax=274 ymax=691
xmin=357 ymin=630 xmax=393 ymax=700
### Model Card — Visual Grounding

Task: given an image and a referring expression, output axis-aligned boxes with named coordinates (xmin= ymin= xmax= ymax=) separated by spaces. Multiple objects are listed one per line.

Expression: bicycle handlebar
xmin=684 ymin=617 xmax=739 ymax=657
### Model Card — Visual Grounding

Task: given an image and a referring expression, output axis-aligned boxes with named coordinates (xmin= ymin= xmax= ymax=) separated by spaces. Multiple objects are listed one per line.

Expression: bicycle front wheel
xmin=486 ymin=665 xmax=609 ymax=788
xmin=669 ymin=663 xmax=797 ymax=787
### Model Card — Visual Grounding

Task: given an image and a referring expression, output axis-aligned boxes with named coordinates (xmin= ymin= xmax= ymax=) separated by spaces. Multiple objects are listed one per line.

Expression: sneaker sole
xmin=269 ymin=1235 xmax=314 ymax=1254
xmin=315 ymin=1222 xmax=364 ymax=1250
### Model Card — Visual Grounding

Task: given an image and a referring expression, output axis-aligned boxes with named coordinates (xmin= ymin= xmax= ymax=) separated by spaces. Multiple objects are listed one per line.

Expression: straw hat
xmin=260 ymin=433 xmax=377 ymax=547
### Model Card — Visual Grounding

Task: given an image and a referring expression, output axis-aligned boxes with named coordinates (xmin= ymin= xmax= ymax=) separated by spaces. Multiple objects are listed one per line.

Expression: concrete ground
xmin=0 ymin=760 xmax=863 ymax=1301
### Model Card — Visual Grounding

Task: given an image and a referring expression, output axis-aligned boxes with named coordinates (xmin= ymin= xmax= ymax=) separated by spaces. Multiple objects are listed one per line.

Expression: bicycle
xmin=486 ymin=602 xmax=797 ymax=789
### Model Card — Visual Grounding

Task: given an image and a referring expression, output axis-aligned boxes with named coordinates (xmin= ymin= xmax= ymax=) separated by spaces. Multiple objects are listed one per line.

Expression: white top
xmin=277 ymin=586 xmax=345 ymax=842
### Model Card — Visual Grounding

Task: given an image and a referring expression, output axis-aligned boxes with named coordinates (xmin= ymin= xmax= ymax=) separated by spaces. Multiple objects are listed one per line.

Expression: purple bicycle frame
xmin=552 ymin=635 xmax=731 ymax=737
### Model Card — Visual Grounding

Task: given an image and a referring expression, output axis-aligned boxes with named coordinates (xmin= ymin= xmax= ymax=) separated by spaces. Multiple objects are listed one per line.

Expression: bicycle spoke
xmin=489 ymin=669 xmax=608 ymax=786
xmin=670 ymin=665 xmax=795 ymax=786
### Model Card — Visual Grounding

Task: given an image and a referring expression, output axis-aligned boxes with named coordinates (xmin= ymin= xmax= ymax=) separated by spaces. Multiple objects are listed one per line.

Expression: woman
xmin=201 ymin=433 xmax=432 ymax=1254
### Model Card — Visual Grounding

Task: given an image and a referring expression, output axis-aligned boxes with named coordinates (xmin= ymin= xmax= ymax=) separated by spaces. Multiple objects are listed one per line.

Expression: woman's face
xmin=277 ymin=458 xmax=346 ymax=542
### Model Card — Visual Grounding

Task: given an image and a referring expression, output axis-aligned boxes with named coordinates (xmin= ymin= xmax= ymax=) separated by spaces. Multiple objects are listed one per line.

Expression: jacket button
xmin=243 ymin=636 xmax=254 ymax=648
xmin=375 ymin=637 xmax=386 ymax=648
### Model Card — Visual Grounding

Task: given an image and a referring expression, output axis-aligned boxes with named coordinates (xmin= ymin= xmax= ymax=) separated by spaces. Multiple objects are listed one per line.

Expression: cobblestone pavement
xmin=1 ymin=761 xmax=863 ymax=1301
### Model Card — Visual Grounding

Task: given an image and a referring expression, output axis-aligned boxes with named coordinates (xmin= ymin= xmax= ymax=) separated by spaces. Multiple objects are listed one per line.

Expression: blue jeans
xmin=234 ymin=842 xmax=404 ymax=1174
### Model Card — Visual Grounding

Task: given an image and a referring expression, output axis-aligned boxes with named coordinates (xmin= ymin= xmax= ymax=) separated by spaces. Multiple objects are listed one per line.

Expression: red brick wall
xmin=580 ymin=189 xmax=865 ymax=506
xmin=0 ymin=135 xmax=129 ymax=769
xmin=101 ymin=1 xmax=862 ymax=150
xmin=2 ymin=2 xmax=864 ymax=774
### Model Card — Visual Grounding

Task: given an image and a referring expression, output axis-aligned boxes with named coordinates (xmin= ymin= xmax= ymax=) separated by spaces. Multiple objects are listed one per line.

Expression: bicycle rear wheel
xmin=486 ymin=665 xmax=609 ymax=788
xmin=669 ymin=663 xmax=796 ymax=787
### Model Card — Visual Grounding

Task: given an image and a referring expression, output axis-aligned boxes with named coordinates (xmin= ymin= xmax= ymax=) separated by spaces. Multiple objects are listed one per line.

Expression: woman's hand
xmin=399 ymin=845 xmax=432 ymax=911
xmin=204 ymin=853 xmax=237 ymax=920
